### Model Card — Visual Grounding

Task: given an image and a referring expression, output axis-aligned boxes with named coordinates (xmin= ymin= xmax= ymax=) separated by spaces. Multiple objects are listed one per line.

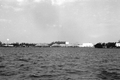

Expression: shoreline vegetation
xmin=0 ymin=41 xmax=120 ymax=48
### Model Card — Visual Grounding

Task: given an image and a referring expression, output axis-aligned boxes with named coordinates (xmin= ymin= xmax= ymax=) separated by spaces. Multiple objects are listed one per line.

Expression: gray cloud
xmin=0 ymin=0 xmax=120 ymax=43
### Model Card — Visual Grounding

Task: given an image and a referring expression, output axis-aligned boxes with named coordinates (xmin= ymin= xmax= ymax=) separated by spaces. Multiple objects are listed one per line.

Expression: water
xmin=0 ymin=47 xmax=119 ymax=80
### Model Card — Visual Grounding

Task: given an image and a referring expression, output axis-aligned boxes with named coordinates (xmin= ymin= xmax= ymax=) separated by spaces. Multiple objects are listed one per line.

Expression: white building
xmin=35 ymin=43 xmax=49 ymax=47
xmin=51 ymin=41 xmax=69 ymax=47
xmin=79 ymin=43 xmax=94 ymax=47
xmin=66 ymin=42 xmax=69 ymax=45
xmin=116 ymin=43 xmax=120 ymax=47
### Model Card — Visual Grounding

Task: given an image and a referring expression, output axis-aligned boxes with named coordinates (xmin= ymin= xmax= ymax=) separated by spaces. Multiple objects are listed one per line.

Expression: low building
xmin=35 ymin=43 xmax=49 ymax=47
xmin=50 ymin=41 xmax=69 ymax=47
xmin=116 ymin=43 xmax=120 ymax=48
xmin=54 ymin=41 xmax=69 ymax=45
xmin=4 ymin=44 xmax=14 ymax=47
xmin=79 ymin=43 xmax=94 ymax=47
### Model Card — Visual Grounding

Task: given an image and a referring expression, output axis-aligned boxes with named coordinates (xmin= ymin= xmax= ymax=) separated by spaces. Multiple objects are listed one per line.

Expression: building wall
xmin=116 ymin=43 xmax=120 ymax=47
xmin=79 ymin=43 xmax=94 ymax=47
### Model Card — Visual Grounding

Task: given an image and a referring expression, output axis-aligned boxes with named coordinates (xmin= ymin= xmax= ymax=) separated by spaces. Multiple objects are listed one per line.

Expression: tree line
xmin=0 ymin=42 xmax=36 ymax=47
xmin=94 ymin=42 xmax=119 ymax=48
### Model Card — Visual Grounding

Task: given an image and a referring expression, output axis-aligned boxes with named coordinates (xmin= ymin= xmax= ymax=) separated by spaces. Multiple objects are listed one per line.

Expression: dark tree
xmin=0 ymin=41 xmax=2 ymax=46
xmin=94 ymin=43 xmax=104 ymax=48
xmin=11 ymin=42 xmax=20 ymax=47
xmin=106 ymin=42 xmax=116 ymax=48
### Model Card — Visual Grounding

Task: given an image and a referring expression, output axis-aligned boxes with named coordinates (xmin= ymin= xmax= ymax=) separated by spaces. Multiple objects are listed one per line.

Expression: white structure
xmin=51 ymin=41 xmax=69 ymax=47
xmin=35 ymin=43 xmax=49 ymax=47
xmin=116 ymin=43 xmax=120 ymax=47
xmin=66 ymin=42 xmax=69 ymax=45
xmin=4 ymin=44 xmax=13 ymax=47
xmin=79 ymin=43 xmax=94 ymax=47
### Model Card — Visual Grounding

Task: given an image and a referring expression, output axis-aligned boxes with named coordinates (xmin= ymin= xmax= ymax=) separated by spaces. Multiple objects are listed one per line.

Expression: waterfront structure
xmin=35 ymin=43 xmax=49 ymax=47
xmin=79 ymin=43 xmax=94 ymax=47
xmin=50 ymin=41 xmax=69 ymax=47
xmin=4 ymin=44 xmax=14 ymax=47
xmin=116 ymin=43 xmax=120 ymax=48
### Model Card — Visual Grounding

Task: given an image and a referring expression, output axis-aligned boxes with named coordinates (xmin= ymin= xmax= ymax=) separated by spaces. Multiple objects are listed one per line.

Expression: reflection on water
xmin=0 ymin=47 xmax=119 ymax=80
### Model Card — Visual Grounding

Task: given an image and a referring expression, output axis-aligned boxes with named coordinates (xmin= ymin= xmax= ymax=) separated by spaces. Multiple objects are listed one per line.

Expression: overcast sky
xmin=0 ymin=0 xmax=120 ymax=43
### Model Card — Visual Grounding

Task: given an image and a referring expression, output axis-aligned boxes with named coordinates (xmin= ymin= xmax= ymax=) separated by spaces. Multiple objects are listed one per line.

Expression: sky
xmin=0 ymin=0 xmax=120 ymax=44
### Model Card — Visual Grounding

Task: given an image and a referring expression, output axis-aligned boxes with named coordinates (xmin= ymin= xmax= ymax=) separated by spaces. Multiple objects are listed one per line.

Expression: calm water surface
xmin=0 ymin=47 xmax=119 ymax=80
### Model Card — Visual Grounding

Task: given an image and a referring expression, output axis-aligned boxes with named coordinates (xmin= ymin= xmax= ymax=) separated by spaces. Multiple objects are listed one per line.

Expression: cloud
xmin=1 ymin=4 xmax=23 ymax=11
xmin=0 ymin=0 xmax=78 ymax=8
xmin=51 ymin=0 xmax=78 ymax=5
xmin=0 ymin=19 xmax=11 ymax=23
xmin=16 ymin=0 xmax=31 ymax=6
xmin=0 ymin=0 xmax=33 ymax=11
xmin=17 ymin=0 xmax=24 ymax=2
xmin=16 ymin=0 xmax=43 ymax=5
xmin=14 ymin=7 xmax=23 ymax=11
xmin=0 ymin=19 xmax=7 ymax=22
xmin=89 ymin=34 xmax=103 ymax=38
xmin=34 ymin=0 xmax=42 ymax=2
xmin=0 ymin=0 xmax=41 ymax=6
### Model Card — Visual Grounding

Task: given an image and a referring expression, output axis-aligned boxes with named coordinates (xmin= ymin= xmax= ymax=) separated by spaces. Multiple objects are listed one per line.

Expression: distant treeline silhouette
xmin=94 ymin=42 xmax=119 ymax=48
xmin=0 ymin=41 xmax=70 ymax=47
xmin=0 ymin=42 xmax=36 ymax=47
